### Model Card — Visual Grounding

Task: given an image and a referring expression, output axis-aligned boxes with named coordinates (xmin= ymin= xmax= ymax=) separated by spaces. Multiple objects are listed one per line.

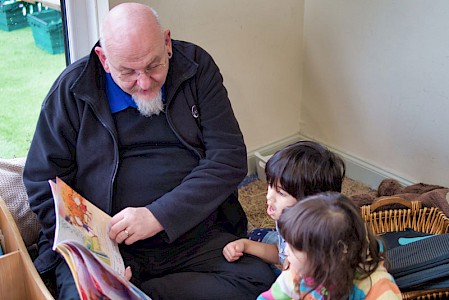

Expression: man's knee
xmin=140 ymin=256 xmax=275 ymax=300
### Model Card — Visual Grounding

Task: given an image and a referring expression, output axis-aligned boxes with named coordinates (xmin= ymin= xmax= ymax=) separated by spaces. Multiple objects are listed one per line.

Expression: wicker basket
xmin=360 ymin=196 xmax=449 ymax=300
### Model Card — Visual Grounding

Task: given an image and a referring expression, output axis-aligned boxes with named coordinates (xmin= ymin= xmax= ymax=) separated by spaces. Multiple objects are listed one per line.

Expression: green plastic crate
xmin=0 ymin=1 xmax=28 ymax=31
xmin=27 ymin=9 xmax=64 ymax=54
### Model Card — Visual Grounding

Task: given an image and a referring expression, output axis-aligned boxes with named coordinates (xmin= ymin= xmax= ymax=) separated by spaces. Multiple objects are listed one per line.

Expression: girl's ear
xmin=337 ymin=240 xmax=348 ymax=254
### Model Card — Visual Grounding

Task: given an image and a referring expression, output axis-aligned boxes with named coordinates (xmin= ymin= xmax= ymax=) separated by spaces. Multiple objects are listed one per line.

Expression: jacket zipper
xmin=83 ymin=97 xmax=119 ymax=215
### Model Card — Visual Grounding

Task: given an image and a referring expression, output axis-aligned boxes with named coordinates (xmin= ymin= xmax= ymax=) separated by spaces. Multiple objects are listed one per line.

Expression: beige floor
xmin=239 ymin=177 xmax=377 ymax=229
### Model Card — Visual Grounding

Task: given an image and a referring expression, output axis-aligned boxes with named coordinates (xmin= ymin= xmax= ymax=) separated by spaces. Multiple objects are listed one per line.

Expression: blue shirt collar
xmin=105 ymin=73 xmax=166 ymax=113
xmin=105 ymin=73 xmax=137 ymax=113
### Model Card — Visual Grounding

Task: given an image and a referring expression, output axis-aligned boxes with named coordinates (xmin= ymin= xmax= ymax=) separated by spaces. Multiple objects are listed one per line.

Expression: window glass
xmin=0 ymin=1 xmax=66 ymax=158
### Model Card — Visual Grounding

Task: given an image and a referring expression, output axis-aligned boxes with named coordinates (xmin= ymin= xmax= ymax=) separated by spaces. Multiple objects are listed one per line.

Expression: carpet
xmin=238 ymin=177 xmax=377 ymax=230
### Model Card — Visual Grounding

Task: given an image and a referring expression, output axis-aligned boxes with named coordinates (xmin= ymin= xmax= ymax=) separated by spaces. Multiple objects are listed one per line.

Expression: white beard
xmin=132 ymin=90 xmax=164 ymax=117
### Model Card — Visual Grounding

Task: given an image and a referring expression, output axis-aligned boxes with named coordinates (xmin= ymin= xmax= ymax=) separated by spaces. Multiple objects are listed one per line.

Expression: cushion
xmin=0 ymin=157 xmax=40 ymax=247
xmin=387 ymin=233 xmax=449 ymax=290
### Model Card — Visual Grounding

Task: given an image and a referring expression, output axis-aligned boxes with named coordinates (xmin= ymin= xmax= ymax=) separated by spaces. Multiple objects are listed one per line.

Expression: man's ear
xmin=94 ymin=46 xmax=110 ymax=73
xmin=164 ymin=29 xmax=172 ymax=56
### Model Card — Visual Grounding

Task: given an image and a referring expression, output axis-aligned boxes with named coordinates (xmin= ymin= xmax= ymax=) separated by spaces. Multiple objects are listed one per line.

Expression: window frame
xmin=63 ymin=0 xmax=109 ymax=64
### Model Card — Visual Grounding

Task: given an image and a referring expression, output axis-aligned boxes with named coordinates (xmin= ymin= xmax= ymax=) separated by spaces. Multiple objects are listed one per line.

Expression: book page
xmin=56 ymin=243 xmax=85 ymax=294
xmin=65 ymin=240 xmax=151 ymax=300
xmin=50 ymin=177 xmax=125 ymax=275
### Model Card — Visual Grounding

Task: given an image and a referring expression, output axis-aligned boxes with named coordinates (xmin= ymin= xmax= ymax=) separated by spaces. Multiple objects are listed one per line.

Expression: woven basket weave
xmin=360 ymin=196 xmax=449 ymax=300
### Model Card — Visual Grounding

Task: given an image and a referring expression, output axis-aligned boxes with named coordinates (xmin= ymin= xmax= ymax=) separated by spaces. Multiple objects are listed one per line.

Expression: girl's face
xmin=285 ymin=243 xmax=307 ymax=276
xmin=266 ymin=182 xmax=297 ymax=220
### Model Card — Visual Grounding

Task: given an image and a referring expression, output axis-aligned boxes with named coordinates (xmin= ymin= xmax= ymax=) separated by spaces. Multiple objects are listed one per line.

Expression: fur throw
xmin=351 ymin=179 xmax=449 ymax=216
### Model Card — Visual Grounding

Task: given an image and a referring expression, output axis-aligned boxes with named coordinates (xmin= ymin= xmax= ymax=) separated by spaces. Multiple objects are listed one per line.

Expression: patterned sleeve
xmin=357 ymin=264 xmax=402 ymax=300
xmin=257 ymin=270 xmax=299 ymax=300
xmin=365 ymin=278 xmax=402 ymax=300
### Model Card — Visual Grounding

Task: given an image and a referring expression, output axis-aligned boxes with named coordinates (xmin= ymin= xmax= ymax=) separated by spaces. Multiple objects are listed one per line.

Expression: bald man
xmin=24 ymin=2 xmax=275 ymax=299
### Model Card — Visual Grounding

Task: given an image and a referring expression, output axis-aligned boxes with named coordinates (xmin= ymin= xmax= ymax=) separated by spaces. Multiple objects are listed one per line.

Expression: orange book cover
xmin=50 ymin=177 xmax=151 ymax=300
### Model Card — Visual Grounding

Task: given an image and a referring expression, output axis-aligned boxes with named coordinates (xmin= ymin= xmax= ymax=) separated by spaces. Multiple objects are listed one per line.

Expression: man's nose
xmin=136 ymin=72 xmax=153 ymax=90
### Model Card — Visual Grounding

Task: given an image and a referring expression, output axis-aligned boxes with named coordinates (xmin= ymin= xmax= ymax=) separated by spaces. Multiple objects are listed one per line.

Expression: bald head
xmin=94 ymin=2 xmax=172 ymax=113
xmin=100 ymin=3 xmax=165 ymax=58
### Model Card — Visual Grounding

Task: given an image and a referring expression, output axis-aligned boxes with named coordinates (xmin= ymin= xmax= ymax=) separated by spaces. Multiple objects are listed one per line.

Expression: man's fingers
xmin=124 ymin=266 xmax=132 ymax=281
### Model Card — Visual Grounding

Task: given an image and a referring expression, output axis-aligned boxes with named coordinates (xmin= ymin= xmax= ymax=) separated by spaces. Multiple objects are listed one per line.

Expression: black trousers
xmin=54 ymin=229 xmax=276 ymax=300
xmin=121 ymin=229 xmax=276 ymax=300
xmin=54 ymin=259 xmax=80 ymax=300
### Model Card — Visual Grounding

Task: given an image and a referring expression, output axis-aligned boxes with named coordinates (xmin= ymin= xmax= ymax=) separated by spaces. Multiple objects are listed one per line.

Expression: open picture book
xmin=49 ymin=177 xmax=151 ymax=299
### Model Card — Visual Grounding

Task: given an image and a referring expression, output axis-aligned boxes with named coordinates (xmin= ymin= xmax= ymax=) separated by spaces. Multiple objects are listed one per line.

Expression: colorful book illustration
xmin=50 ymin=177 xmax=151 ymax=300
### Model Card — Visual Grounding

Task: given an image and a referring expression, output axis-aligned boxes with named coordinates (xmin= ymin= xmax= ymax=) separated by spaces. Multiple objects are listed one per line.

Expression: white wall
xmin=110 ymin=0 xmax=304 ymax=153
xmin=301 ymin=0 xmax=449 ymax=187
xmin=104 ymin=1 xmax=449 ymax=187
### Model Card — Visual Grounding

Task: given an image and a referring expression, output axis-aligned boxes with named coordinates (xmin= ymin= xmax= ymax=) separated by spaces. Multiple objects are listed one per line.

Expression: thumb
xmin=124 ymin=266 xmax=132 ymax=281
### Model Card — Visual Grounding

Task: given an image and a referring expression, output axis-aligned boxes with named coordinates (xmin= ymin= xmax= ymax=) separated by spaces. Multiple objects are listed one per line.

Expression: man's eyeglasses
xmin=108 ymin=53 xmax=168 ymax=82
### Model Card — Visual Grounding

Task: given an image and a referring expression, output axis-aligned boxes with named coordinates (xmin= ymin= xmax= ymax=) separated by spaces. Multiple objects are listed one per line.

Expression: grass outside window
xmin=0 ymin=24 xmax=65 ymax=158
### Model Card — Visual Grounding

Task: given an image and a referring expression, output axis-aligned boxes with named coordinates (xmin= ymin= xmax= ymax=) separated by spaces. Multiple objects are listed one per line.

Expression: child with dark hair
xmin=223 ymin=141 xmax=346 ymax=271
xmin=258 ymin=192 xmax=401 ymax=300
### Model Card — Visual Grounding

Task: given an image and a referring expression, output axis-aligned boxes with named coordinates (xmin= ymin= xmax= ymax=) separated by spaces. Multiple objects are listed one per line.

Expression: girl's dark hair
xmin=278 ymin=192 xmax=383 ymax=300
xmin=265 ymin=140 xmax=345 ymax=199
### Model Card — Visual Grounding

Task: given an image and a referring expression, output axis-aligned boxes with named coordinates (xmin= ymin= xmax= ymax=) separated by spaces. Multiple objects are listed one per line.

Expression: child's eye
xmin=276 ymin=187 xmax=287 ymax=196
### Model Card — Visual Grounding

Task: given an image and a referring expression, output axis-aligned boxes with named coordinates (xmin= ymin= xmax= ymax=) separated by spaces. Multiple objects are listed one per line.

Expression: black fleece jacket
xmin=23 ymin=40 xmax=248 ymax=273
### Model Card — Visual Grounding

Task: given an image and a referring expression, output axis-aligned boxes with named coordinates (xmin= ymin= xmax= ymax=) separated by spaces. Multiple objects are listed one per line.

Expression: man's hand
xmin=124 ymin=266 xmax=132 ymax=281
xmin=109 ymin=207 xmax=164 ymax=245
xmin=222 ymin=239 xmax=246 ymax=262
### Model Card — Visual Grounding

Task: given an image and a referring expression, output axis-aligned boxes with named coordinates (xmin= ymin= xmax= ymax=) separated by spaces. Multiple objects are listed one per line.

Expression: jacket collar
xmin=73 ymin=40 xmax=198 ymax=109
xmin=165 ymin=40 xmax=198 ymax=105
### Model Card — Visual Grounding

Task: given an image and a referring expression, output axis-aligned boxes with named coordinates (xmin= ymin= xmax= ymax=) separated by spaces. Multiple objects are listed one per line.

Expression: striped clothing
xmin=257 ymin=264 xmax=402 ymax=300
